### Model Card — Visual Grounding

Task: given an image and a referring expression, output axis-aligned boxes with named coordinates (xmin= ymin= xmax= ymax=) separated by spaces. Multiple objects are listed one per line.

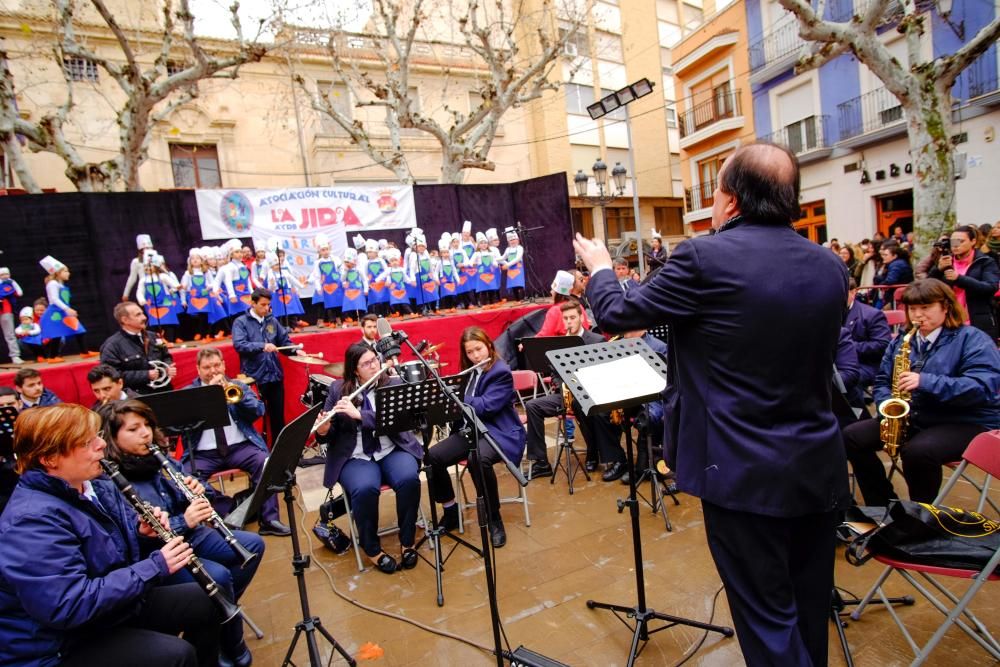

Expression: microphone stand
xmin=505 ymin=222 xmax=545 ymax=302
xmin=276 ymin=260 xmax=291 ymax=330
xmin=389 ymin=327 xmax=525 ymax=667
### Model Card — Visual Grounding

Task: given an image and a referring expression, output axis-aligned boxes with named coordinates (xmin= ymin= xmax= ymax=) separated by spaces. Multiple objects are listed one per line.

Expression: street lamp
xmin=581 ymin=77 xmax=656 ymax=277
xmin=574 ymin=159 xmax=628 ymax=243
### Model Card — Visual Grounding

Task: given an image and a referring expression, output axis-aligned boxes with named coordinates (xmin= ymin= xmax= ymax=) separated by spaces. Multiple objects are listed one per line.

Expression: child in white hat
xmin=181 ymin=248 xmax=216 ymax=340
xmin=122 ymin=234 xmax=154 ymax=302
xmin=500 ymin=229 xmax=525 ymax=302
xmin=472 ymin=232 xmax=500 ymax=306
xmin=0 ymin=267 xmax=24 ymax=363
xmin=267 ymin=252 xmax=308 ymax=329
xmin=38 ymin=256 xmax=95 ymax=362
xmin=14 ymin=306 xmax=42 ymax=361
xmin=384 ymin=249 xmax=415 ymax=318
xmin=364 ymin=239 xmax=389 ymax=317
xmin=341 ymin=248 xmax=368 ymax=323
xmin=407 ymin=234 xmax=438 ymax=315
xmin=307 ymin=233 xmax=344 ymax=327
xmin=436 ymin=236 xmax=459 ymax=311
xmin=138 ymin=253 xmax=182 ymax=344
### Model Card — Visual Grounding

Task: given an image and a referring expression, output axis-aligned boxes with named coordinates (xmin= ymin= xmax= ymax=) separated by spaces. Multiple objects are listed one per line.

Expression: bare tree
xmin=0 ymin=0 xmax=267 ymax=192
xmin=777 ymin=0 xmax=1000 ymax=253
xmin=291 ymin=0 xmax=590 ymax=184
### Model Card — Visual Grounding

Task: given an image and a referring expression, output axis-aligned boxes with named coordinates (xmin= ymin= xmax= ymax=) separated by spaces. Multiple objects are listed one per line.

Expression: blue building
xmin=745 ymin=0 xmax=999 ymax=243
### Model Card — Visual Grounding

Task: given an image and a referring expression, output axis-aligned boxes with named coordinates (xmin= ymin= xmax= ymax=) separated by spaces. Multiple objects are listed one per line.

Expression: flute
xmin=100 ymin=459 xmax=242 ymax=622
xmin=310 ymin=365 xmax=392 ymax=434
xmin=146 ymin=443 xmax=257 ymax=568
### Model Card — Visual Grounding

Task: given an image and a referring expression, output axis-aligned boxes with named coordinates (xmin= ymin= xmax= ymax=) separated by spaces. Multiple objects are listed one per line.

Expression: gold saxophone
xmin=878 ymin=325 xmax=916 ymax=460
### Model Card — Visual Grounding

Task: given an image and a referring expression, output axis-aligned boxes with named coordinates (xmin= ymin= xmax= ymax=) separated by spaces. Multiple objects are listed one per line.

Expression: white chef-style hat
xmin=486 ymin=227 xmax=498 ymax=241
xmin=353 ymin=234 xmax=366 ymax=250
xmin=344 ymin=248 xmax=358 ymax=263
xmin=651 ymin=229 xmax=662 ymax=240
xmin=364 ymin=239 xmax=378 ymax=253
xmin=475 ymin=232 xmax=487 ymax=243
xmin=39 ymin=256 xmax=66 ymax=275
xmin=437 ymin=238 xmax=450 ymax=252
xmin=315 ymin=233 xmax=331 ymax=251
xmin=462 ymin=220 xmax=472 ymax=234
xmin=386 ymin=248 xmax=402 ymax=261
xmin=505 ymin=229 xmax=518 ymax=242
xmin=136 ymin=234 xmax=154 ymax=250
xmin=378 ymin=239 xmax=388 ymax=249
xmin=19 ymin=306 xmax=32 ymax=319
xmin=414 ymin=235 xmax=427 ymax=247
xmin=551 ymin=270 xmax=575 ymax=296
xmin=0 ymin=267 xmax=9 ymax=278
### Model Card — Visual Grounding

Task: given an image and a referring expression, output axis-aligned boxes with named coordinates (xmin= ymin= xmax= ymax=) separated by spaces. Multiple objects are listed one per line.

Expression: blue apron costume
xmin=439 ymin=260 xmax=458 ymax=298
xmin=143 ymin=277 xmax=180 ymax=327
xmin=185 ymin=272 xmax=214 ymax=316
xmin=416 ymin=256 xmax=439 ymax=304
xmin=366 ymin=258 xmax=388 ymax=307
xmin=40 ymin=284 xmax=86 ymax=338
xmin=503 ymin=248 xmax=525 ymax=290
xmin=317 ymin=259 xmax=343 ymax=309
xmin=451 ymin=249 xmax=471 ymax=295
xmin=0 ymin=280 xmax=17 ymax=313
xmin=461 ymin=245 xmax=477 ymax=292
xmin=387 ymin=267 xmax=410 ymax=308
xmin=476 ymin=252 xmax=498 ymax=293
xmin=342 ymin=267 xmax=367 ymax=313
xmin=227 ymin=264 xmax=254 ymax=316
xmin=271 ymin=274 xmax=305 ymax=317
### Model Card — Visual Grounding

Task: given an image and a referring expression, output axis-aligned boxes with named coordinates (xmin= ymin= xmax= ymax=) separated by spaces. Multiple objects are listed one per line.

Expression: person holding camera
xmin=928 ymin=225 xmax=1000 ymax=339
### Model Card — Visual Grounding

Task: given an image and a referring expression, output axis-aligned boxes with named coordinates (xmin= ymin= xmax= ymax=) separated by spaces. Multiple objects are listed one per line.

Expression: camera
xmin=933 ymin=238 xmax=951 ymax=256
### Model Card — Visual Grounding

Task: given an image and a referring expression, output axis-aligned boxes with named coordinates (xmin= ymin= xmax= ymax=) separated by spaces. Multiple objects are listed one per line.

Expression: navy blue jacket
xmin=586 ymin=220 xmax=851 ymax=517
xmin=835 ymin=326 xmax=864 ymax=413
xmin=460 ymin=359 xmax=526 ymax=462
xmin=874 ymin=257 xmax=914 ymax=287
xmin=18 ymin=388 xmax=62 ymax=410
xmin=874 ymin=325 xmax=1000 ymax=430
xmin=320 ymin=377 xmax=424 ymax=488
xmin=928 ymin=250 xmax=1000 ymax=338
xmin=180 ymin=378 xmax=267 ymax=461
xmin=0 ymin=470 xmax=168 ymax=666
xmin=231 ymin=312 xmax=295 ymax=385
xmin=845 ymin=298 xmax=892 ymax=386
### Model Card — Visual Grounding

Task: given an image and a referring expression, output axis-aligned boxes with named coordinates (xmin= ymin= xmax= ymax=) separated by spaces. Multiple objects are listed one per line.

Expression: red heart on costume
xmin=391 ymin=289 xmax=407 ymax=299
xmin=371 ymin=280 xmax=386 ymax=291
xmin=149 ymin=307 xmax=171 ymax=319
xmin=280 ymin=295 xmax=292 ymax=304
xmin=63 ymin=316 xmax=81 ymax=330
xmin=240 ymin=295 xmax=252 ymax=305
xmin=481 ymin=274 xmax=494 ymax=284
xmin=423 ymin=282 xmax=438 ymax=293
xmin=507 ymin=269 xmax=521 ymax=279
xmin=323 ymin=284 xmax=338 ymax=294
xmin=345 ymin=289 xmax=361 ymax=301
xmin=190 ymin=297 xmax=208 ymax=310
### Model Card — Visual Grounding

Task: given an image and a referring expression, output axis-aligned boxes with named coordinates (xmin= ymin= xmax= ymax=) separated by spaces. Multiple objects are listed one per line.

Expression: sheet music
xmin=573 ymin=354 xmax=666 ymax=406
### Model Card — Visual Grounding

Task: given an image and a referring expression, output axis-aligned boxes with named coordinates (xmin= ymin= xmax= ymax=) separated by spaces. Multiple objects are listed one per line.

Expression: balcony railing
xmin=828 ymin=0 xmax=902 ymax=23
xmin=837 ymin=87 xmax=904 ymax=142
xmin=749 ymin=20 xmax=802 ymax=73
xmin=679 ymin=90 xmax=742 ymax=139
xmin=684 ymin=179 xmax=717 ymax=211
xmin=966 ymin=52 xmax=999 ymax=98
xmin=760 ymin=115 xmax=831 ymax=155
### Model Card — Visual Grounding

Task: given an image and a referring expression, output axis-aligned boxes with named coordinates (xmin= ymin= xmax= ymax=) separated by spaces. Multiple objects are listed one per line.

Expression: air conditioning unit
xmin=563 ymin=42 xmax=578 ymax=57
xmin=954 ymin=152 xmax=968 ymax=180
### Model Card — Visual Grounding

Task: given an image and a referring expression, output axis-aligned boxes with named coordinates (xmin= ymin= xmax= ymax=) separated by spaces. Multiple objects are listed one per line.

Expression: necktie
xmin=213 ymin=425 xmax=229 ymax=457
xmin=466 ymin=370 xmax=480 ymax=399
xmin=361 ymin=393 xmax=379 ymax=456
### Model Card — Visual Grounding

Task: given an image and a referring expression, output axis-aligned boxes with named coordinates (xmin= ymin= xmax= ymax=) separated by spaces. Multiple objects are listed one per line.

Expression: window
xmin=593 ymin=31 xmax=624 ymax=62
xmin=605 ymin=206 xmax=635 ymax=240
xmin=318 ymin=81 xmax=352 ymax=120
xmin=170 ymin=144 xmax=222 ymax=189
xmin=785 ymin=115 xmax=818 ymax=153
xmin=166 ymin=61 xmax=187 ymax=77
xmin=713 ymin=81 xmax=734 ymax=119
xmin=697 ymin=152 xmax=728 ymax=208
xmin=682 ymin=2 xmax=703 ymax=29
xmin=565 ymin=84 xmax=626 ymax=120
xmin=559 ymin=24 xmax=590 ymax=58
xmin=63 ymin=57 xmax=98 ymax=82
xmin=665 ymin=107 xmax=677 ymax=128
xmin=654 ymin=206 xmax=684 ymax=236
xmin=658 ymin=21 xmax=682 ymax=48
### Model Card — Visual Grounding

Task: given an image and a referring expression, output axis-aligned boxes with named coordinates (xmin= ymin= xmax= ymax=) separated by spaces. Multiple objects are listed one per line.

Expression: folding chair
xmin=453 ymin=453 xmax=531 ymax=533
xmin=884 ymin=309 xmax=907 ymax=334
xmin=850 ymin=430 xmax=1000 ymax=665
xmin=942 ymin=459 xmax=1000 ymax=516
xmin=341 ymin=484 xmax=428 ymax=572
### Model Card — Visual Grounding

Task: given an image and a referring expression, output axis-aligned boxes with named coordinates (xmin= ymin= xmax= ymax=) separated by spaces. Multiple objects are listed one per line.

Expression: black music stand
xmin=374 ymin=373 xmax=482 ymax=607
xmin=138 ymin=385 xmax=230 ymax=475
xmin=0 ymin=405 xmax=17 ymax=513
xmin=547 ymin=338 xmax=733 ymax=665
xmin=520 ymin=335 xmax=591 ymax=493
xmin=227 ymin=405 xmax=356 ymax=667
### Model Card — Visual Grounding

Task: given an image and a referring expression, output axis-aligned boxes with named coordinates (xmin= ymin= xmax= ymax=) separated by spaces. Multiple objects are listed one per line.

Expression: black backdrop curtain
xmin=0 ymin=172 xmax=572 ymax=345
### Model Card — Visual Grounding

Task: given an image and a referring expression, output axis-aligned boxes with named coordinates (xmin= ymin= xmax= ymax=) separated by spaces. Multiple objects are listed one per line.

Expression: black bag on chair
xmin=312 ymin=491 xmax=351 ymax=555
xmin=847 ymin=500 xmax=1000 ymax=572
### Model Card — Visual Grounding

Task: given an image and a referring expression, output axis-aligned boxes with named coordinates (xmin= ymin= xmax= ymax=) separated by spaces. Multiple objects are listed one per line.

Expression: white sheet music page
xmin=574 ymin=354 xmax=666 ymax=407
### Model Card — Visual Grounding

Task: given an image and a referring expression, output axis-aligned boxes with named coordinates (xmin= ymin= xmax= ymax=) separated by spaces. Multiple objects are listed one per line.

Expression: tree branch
xmin=939 ymin=15 xmax=1000 ymax=87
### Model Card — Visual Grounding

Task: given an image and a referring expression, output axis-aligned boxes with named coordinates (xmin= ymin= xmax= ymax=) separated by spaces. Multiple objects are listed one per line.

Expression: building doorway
xmin=570 ymin=207 xmax=594 ymax=240
xmin=795 ymin=200 xmax=828 ymax=243
xmin=875 ymin=190 xmax=913 ymax=239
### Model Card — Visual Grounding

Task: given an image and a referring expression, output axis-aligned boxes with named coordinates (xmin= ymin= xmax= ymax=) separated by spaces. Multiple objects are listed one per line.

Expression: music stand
xmin=0 ymin=406 xmax=17 ymax=512
xmin=137 ymin=385 xmax=231 ymax=474
xmin=547 ymin=338 xmax=733 ymax=665
xmin=227 ymin=405 xmax=355 ymax=667
xmin=374 ymin=373 xmax=483 ymax=607
xmin=520 ymin=335 xmax=592 ymax=493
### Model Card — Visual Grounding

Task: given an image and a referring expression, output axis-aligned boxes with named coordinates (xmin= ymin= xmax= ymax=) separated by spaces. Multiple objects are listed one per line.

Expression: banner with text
xmin=196 ymin=184 xmax=417 ymax=297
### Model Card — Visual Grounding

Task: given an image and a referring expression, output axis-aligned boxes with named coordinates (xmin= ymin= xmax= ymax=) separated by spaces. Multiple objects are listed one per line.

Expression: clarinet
xmin=100 ymin=458 xmax=242 ymax=622
xmin=146 ymin=443 xmax=257 ymax=568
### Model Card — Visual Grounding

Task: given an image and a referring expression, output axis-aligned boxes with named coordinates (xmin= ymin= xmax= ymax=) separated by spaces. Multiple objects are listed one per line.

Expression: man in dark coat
xmin=845 ymin=278 xmax=892 ymax=388
xmin=575 ymin=143 xmax=851 ymax=667
xmin=99 ymin=302 xmax=176 ymax=394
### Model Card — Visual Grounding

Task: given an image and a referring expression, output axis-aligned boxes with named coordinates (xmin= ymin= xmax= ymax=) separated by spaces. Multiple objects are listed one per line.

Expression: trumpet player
xmin=183 ymin=347 xmax=291 ymax=537
xmin=98 ymin=399 xmax=264 ymax=667
xmin=232 ymin=288 xmax=307 ymax=444
xmin=99 ymin=301 xmax=177 ymax=395
xmin=843 ymin=279 xmax=1000 ymax=506
xmin=87 ymin=364 xmax=136 ymax=408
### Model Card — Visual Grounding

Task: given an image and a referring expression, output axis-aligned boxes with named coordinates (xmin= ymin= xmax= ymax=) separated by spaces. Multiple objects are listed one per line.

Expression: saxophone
xmin=878 ymin=325 xmax=916 ymax=460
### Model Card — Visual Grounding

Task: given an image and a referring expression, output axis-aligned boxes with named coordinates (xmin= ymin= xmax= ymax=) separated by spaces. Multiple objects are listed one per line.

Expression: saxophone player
xmin=843 ymin=278 xmax=1000 ymax=506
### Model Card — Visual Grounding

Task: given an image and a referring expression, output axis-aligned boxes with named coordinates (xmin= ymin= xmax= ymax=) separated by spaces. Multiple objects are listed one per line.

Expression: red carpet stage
xmin=0 ymin=304 xmax=545 ymax=421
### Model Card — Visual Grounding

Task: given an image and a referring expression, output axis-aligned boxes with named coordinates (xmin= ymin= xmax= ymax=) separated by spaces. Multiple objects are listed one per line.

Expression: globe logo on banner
xmin=220 ymin=191 xmax=253 ymax=233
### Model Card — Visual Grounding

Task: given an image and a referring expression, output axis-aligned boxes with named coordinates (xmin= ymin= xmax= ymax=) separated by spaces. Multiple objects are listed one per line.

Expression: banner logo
xmin=220 ymin=192 xmax=253 ymax=233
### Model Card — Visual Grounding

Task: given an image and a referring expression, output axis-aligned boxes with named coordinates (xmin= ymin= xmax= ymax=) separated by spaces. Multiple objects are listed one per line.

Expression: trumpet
xmin=146 ymin=443 xmax=257 ymax=568
xmin=211 ymin=375 xmax=244 ymax=404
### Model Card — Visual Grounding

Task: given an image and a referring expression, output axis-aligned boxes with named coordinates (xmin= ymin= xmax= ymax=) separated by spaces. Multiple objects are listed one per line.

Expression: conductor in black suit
xmin=575 ymin=143 xmax=851 ymax=666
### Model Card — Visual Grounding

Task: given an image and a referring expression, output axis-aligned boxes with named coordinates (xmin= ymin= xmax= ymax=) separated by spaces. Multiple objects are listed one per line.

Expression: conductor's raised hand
xmin=573 ymin=234 xmax=613 ymax=274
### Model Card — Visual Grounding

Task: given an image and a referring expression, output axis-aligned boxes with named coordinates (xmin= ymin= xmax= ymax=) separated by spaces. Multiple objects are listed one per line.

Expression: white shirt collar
xmin=918 ymin=327 xmax=942 ymax=346
xmin=249 ymin=309 xmax=265 ymax=324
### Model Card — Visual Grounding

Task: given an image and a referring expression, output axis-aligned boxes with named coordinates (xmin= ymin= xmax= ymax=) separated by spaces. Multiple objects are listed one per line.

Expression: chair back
xmin=884 ymin=309 xmax=907 ymax=327
xmin=962 ymin=430 xmax=1000 ymax=480
xmin=512 ymin=370 xmax=537 ymax=394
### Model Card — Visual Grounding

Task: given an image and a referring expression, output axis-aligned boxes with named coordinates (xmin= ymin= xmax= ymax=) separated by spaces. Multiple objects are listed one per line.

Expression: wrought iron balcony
xmin=678 ymin=89 xmax=742 ymax=139
xmin=684 ymin=179 xmax=716 ymax=212
xmin=760 ymin=115 xmax=831 ymax=157
xmin=837 ymin=87 xmax=904 ymax=142
xmin=749 ymin=20 xmax=802 ymax=74
xmin=966 ymin=52 xmax=999 ymax=99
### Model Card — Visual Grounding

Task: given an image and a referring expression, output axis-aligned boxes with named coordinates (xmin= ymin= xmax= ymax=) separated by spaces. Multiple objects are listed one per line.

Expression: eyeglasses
xmin=359 ymin=357 xmax=380 ymax=369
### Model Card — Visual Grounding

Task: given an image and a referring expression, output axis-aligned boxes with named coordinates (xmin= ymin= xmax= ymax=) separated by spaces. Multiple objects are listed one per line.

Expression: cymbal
xmin=289 ymin=353 xmax=326 ymax=365
xmin=323 ymin=362 xmax=345 ymax=377
xmin=425 ymin=343 xmax=445 ymax=355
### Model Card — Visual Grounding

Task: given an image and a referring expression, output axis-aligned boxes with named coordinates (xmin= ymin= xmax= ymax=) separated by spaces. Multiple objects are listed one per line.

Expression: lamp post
xmin=582 ymin=77 xmax=655 ymax=277
xmin=574 ymin=158 xmax=628 ymax=244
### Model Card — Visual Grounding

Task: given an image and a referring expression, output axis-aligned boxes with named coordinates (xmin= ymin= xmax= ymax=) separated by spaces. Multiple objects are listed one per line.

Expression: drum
xmin=301 ymin=374 xmax=335 ymax=407
xmin=398 ymin=361 xmax=427 ymax=384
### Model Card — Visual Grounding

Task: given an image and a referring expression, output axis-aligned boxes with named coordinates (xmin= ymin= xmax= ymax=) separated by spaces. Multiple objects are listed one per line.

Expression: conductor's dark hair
xmin=250 ymin=288 xmax=272 ymax=303
xmin=87 ymin=364 xmax=121 ymax=385
xmin=718 ymin=142 xmax=801 ymax=225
